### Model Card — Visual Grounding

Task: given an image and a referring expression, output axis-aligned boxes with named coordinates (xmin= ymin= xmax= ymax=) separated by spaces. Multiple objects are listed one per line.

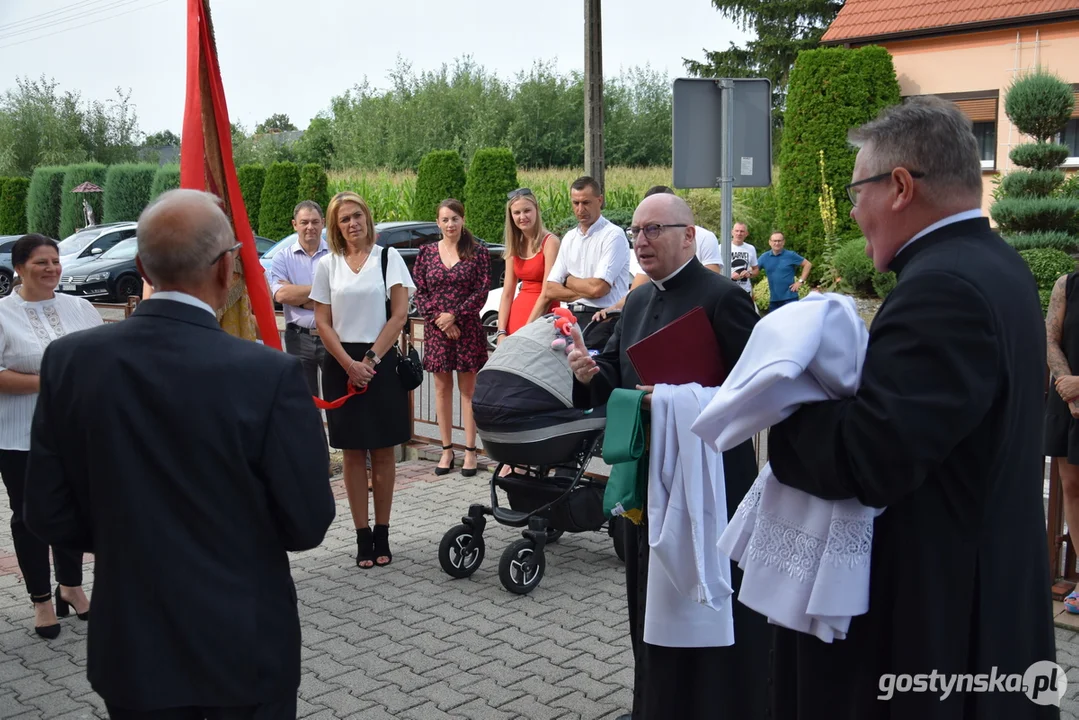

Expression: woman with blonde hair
xmin=311 ymin=191 xmax=415 ymax=569
xmin=495 ymin=188 xmax=560 ymax=341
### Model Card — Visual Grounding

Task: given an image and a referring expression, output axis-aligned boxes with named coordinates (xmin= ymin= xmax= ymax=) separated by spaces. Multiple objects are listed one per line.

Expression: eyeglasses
xmin=627 ymin=224 xmax=687 ymax=241
xmin=845 ymin=170 xmax=925 ymax=206
xmin=507 ymin=187 xmax=534 ymax=201
xmin=208 ymin=242 xmax=242 ymax=266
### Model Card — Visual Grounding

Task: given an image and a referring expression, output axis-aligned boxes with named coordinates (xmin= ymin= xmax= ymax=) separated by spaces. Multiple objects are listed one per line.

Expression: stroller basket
xmin=496 ymin=472 xmax=606 ymax=534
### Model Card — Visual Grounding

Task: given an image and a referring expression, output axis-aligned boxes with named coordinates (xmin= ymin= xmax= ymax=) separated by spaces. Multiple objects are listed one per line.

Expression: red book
xmin=625 ymin=306 xmax=727 ymax=387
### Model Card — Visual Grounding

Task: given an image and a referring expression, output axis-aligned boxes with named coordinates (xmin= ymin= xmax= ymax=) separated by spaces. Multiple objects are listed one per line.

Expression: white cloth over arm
xmin=690 ymin=292 xmax=882 ymax=643
xmin=644 ymin=383 xmax=734 ymax=648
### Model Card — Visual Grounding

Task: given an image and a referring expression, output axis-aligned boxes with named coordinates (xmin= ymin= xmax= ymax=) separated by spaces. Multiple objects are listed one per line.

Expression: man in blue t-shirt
xmin=757 ymin=232 xmax=812 ymax=313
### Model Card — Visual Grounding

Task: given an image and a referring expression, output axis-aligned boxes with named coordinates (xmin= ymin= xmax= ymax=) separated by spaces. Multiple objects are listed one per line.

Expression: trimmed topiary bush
xmin=297 ymin=163 xmax=329 ymax=212
xmin=59 ymin=163 xmax=108 ymax=237
xmin=1020 ymin=248 xmax=1076 ymax=310
xmin=258 ymin=161 xmax=300 ymax=240
xmin=777 ymin=46 xmax=901 ymax=265
xmin=463 ymin=148 xmax=518 ymax=244
xmin=992 ymin=69 xmax=1078 ymax=254
xmin=26 ymin=166 xmax=67 ymax=238
xmin=1005 ymin=230 xmax=1079 ymax=253
xmin=237 ymin=164 xmax=265 ymax=231
xmin=414 ymin=150 xmax=466 ymax=222
xmin=149 ymin=165 xmax=181 ymax=200
xmin=0 ymin=178 xmax=30 ymax=235
xmin=103 ymin=163 xmax=158 ymax=223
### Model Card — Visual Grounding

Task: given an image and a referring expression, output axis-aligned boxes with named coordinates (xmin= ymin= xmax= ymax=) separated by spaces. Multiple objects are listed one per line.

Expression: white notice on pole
xmin=740 ymin=157 xmax=753 ymax=176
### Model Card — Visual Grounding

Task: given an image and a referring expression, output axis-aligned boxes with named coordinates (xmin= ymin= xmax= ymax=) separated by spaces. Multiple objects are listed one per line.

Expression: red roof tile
xmin=822 ymin=0 xmax=1079 ymax=43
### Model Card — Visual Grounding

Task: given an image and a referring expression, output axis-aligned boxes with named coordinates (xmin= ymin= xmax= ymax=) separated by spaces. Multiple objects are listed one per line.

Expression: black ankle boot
xmin=355 ymin=527 xmax=374 ymax=569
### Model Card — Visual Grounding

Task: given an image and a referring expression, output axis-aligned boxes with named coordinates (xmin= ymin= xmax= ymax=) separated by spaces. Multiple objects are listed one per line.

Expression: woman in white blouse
xmin=0 ymin=234 xmax=102 ymax=638
xmin=311 ymin=192 xmax=415 ymax=570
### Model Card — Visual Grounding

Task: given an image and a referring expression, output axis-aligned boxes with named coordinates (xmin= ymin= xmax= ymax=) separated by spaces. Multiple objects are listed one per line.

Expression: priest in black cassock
xmin=566 ymin=192 xmax=771 ymax=720
xmin=766 ymin=97 xmax=1060 ymax=718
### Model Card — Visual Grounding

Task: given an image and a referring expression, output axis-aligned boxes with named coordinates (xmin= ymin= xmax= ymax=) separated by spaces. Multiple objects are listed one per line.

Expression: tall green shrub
xmin=991 ymin=69 xmax=1079 ymax=253
xmin=1021 ymin=247 xmax=1077 ymax=313
xmin=414 ymin=150 xmax=466 ymax=221
xmin=463 ymin=148 xmax=517 ymax=243
xmin=258 ymin=161 xmax=300 ymax=240
xmin=149 ymin=165 xmax=181 ymax=200
xmin=59 ymin=163 xmax=108 ymax=237
xmin=296 ymin=163 xmax=329 ymax=212
xmin=103 ymin=163 xmax=157 ymax=223
xmin=777 ymin=46 xmax=901 ymax=265
xmin=26 ymin=166 xmax=67 ymax=238
xmin=237 ymin=164 xmax=265 ymax=231
xmin=0 ymin=178 xmax=30 ymax=234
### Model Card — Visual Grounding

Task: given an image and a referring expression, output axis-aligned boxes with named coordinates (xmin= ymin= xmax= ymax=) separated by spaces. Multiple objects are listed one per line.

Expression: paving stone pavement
xmin=1 ymin=460 xmax=1078 ymax=719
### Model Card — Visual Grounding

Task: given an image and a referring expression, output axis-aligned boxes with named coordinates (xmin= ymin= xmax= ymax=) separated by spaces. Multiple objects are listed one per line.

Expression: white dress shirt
xmin=547 ymin=216 xmax=630 ymax=309
xmin=0 ymin=291 xmax=103 ymax=450
xmin=309 ymin=245 xmax=415 ymax=343
xmin=150 ymin=291 xmax=216 ymax=317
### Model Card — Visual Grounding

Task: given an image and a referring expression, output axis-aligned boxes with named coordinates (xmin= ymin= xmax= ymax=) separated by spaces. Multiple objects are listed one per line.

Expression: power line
xmin=0 ymin=0 xmax=118 ymax=33
xmin=0 ymin=0 xmax=150 ymax=42
xmin=0 ymin=0 xmax=169 ymax=51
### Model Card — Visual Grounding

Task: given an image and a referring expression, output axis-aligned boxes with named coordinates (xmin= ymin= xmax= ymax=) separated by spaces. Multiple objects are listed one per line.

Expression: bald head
xmin=137 ymin=189 xmax=235 ymax=290
xmin=631 ymin=193 xmax=696 ymax=280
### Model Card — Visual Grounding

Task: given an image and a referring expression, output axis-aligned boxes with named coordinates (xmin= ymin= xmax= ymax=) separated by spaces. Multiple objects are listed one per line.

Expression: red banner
xmin=180 ymin=0 xmax=281 ymax=350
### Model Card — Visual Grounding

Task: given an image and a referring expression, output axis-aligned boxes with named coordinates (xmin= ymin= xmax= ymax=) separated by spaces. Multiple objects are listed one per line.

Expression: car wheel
xmin=482 ymin=311 xmax=499 ymax=350
xmin=0 ymin=270 xmax=12 ymax=297
xmin=114 ymin=275 xmax=141 ymax=301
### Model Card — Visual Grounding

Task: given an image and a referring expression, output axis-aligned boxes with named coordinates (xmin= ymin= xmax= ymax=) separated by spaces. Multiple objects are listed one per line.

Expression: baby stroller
xmin=437 ymin=312 xmax=625 ymax=594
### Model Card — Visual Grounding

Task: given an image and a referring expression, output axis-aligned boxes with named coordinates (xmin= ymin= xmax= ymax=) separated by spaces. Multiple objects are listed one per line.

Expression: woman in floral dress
xmin=412 ymin=199 xmax=490 ymax=476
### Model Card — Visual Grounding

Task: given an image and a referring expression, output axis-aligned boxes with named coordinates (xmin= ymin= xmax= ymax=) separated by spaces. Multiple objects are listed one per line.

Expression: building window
xmin=1061 ymin=118 xmax=1079 ymax=165
xmin=972 ymin=122 xmax=996 ymax=169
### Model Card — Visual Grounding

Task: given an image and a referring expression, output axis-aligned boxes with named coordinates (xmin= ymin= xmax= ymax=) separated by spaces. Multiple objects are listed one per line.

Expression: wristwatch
xmin=364 ymin=350 xmax=380 ymax=365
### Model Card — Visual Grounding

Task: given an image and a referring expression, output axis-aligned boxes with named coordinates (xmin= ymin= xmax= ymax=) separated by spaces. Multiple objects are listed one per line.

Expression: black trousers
xmin=283 ymin=324 xmax=325 ymax=397
xmin=0 ymin=449 xmax=83 ymax=598
xmin=105 ymin=697 xmax=297 ymax=720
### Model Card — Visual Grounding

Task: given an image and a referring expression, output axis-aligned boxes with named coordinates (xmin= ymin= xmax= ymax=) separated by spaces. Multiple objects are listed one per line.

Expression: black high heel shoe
xmin=434 ymin=445 xmax=456 ymax=476
xmin=462 ymin=447 xmax=478 ymax=477
xmin=356 ymin=527 xmax=375 ymax=569
xmin=55 ymin=586 xmax=89 ymax=621
xmin=32 ymin=594 xmax=59 ymax=639
xmin=373 ymin=524 xmax=392 ymax=567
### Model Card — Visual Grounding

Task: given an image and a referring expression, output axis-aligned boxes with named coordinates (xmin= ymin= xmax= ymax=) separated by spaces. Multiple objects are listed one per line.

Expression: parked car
xmin=375 ymin=221 xmax=506 ymax=290
xmin=0 ymin=236 xmax=19 ymax=297
xmin=57 ymin=237 xmax=143 ymax=301
xmin=258 ymin=229 xmax=327 ymax=274
xmin=56 ymin=222 xmax=138 ymax=264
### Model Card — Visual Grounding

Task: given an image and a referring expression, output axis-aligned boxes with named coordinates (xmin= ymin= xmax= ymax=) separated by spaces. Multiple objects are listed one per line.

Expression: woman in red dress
xmin=495 ymin=188 xmax=561 ymax=344
xmin=412 ymin=199 xmax=490 ymax=476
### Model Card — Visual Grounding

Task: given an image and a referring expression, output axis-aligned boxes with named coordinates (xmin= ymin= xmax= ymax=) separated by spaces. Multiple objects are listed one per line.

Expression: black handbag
xmin=382 ymin=248 xmax=424 ymax=391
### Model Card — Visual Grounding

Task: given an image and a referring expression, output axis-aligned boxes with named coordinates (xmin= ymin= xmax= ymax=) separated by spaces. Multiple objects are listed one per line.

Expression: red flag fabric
xmin=181 ymin=0 xmax=281 ymax=351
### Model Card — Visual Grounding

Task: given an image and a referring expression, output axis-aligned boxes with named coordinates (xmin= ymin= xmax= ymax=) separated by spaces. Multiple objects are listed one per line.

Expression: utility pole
xmin=584 ymin=0 xmax=605 ymax=191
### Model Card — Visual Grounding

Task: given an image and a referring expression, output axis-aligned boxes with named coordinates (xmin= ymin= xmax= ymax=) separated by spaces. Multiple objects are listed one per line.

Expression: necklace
xmin=345 ymin=246 xmax=371 ymax=274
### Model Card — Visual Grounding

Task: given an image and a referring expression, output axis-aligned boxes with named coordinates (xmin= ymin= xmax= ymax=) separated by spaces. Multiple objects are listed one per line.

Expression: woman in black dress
xmin=311 ymin=191 xmax=415 ymax=569
xmin=1046 ymin=269 xmax=1079 ymax=611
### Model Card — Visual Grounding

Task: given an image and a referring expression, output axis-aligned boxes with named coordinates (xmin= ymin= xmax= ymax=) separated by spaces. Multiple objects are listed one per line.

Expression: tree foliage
xmin=256 ymin=113 xmax=297 ymax=134
xmin=149 ymin=165 xmax=181 ymax=201
xmin=0 ymin=178 xmax=30 ymax=234
xmin=297 ymin=164 xmax=329 ymax=211
xmin=463 ymin=148 xmax=518 ymax=244
xmin=684 ymin=0 xmax=845 ymax=135
xmin=237 ymin=164 xmax=266 ymax=232
xmin=102 ymin=163 xmax=157 ymax=223
xmin=258 ymin=162 xmax=301 ymax=240
xmin=414 ymin=150 xmax=467 ymax=221
xmin=26 ymin=166 xmax=66 ymax=238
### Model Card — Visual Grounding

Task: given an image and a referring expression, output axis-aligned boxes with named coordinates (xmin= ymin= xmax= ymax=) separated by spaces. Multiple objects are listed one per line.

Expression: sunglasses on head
xmin=507 ymin=187 xmax=534 ymax=200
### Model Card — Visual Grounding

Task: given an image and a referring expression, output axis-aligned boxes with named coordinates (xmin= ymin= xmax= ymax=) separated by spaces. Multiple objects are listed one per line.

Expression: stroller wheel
xmin=439 ymin=524 xmax=486 ymax=579
xmin=499 ymin=538 xmax=546 ymax=595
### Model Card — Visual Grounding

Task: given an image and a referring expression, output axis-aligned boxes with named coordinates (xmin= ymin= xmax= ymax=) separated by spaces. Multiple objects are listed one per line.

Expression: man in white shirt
xmin=593 ymin=185 xmax=721 ymax=320
xmin=545 ymin=176 xmax=630 ymax=326
xmin=721 ymin=222 xmax=758 ymax=294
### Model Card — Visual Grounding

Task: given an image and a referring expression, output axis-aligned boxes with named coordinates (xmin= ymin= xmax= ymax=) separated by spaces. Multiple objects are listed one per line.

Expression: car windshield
xmin=57 ymin=230 xmax=100 ymax=255
xmin=100 ymin=238 xmax=138 ymax=260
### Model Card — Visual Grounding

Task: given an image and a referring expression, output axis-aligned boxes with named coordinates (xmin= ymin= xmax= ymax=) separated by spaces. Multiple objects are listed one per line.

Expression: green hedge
xmin=463 ymin=148 xmax=518 ymax=244
xmin=737 ymin=185 xmax=779 ymax=251
xmin=1020 ymin=248 xmax=1076 ymax=293
xmin=149 ymin=165 xmax=181 ymax=200
xmin=237 ymin=164 xmax=265 ymax=231
xmin=26 ymin=166 xmax=66 ymax=238
xmin=297 ymin=163 xmax=329 ymax=212
xmin=258 ymin=161 xmax=300 ymax=240
xmin=414 ymin=150 xmax=466 ymax=221
xmin=832 ymin=237 xmax=875 ymax=293
xmin=59 ymin=163 xmax=108 ymax=237
xmin=776 ymin=46 xmax=901 ymax=265
xmin=103 ymin=163 xmax=158 ymax=223
xmin=991 ymin=197 xmax=1079 ymax=234
xmin=872 ymin=271 xmax=897 ymax=299
xmin=1005 ymin=231 xmax=1079 ymax=253
xmin=0 ymin=178 xmax=30 ymax=234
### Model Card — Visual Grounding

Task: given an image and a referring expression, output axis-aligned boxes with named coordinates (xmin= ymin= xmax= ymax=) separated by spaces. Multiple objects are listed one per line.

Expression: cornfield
xmin=327 ymin=166 xmax=745 ymax=235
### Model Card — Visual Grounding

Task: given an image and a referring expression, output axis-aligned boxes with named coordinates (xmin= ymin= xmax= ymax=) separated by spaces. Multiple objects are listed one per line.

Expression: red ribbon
xmin=313 ymin=383 xmax=367 ymax=410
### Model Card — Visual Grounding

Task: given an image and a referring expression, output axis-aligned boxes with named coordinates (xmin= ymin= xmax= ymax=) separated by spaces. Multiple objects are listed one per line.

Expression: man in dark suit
xmin=24 ymin=189 xmax=336 ymax=720
xmin=767 ymin=96 xmax=1060 ymax=718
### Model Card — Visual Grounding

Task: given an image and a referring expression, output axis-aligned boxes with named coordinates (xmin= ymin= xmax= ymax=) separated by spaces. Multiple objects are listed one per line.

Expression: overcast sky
xmin=0 ymin=0 xmax=750 ymax=136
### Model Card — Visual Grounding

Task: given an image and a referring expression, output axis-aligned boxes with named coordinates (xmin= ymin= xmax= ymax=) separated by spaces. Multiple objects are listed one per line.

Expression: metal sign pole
xmin=718 ymin=78 xmax=734 ymax=280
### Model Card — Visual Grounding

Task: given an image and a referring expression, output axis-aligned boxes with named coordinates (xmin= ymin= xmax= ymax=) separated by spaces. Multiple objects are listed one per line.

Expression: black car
xmin=375 ymin=221 xmax=506 ymax=289
xmin=58 ymin=238 xmax=142 ymax=301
